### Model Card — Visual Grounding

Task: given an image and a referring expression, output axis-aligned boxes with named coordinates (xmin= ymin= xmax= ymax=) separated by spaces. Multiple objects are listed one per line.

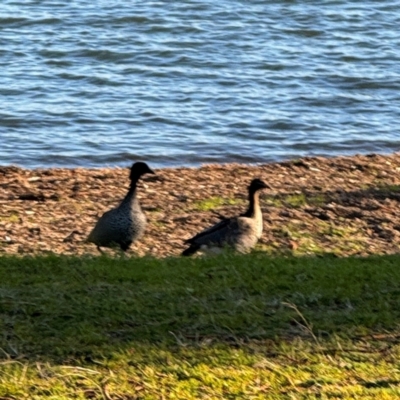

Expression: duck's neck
xmin=121 ymin=178 xmax=140 ymax=206
xmin=243 ymin=190 xmax=261 ymax=219
xmin=244 ymin=189 xmax=263 ymax=238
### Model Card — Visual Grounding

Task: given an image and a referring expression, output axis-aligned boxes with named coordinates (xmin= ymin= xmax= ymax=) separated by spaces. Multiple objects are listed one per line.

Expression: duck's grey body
xmin=182 ymin=178 xmax=268 ymax=256
xmin=87 ymin=194 xmax=147 ymax=251
xmin=87 ymin=162 xmax=154 ymax=252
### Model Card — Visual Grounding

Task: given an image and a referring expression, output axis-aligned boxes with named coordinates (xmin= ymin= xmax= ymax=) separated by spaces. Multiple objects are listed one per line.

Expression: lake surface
xmin=1 ymin=0 xmax=400 ymax=169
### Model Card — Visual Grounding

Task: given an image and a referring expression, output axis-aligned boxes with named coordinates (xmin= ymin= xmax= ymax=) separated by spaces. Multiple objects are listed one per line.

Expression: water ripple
xmin=0 ymin=0 xmax=399 ymax=168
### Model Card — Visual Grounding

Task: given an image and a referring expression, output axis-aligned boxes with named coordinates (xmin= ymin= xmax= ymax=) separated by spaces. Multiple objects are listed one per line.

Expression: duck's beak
xmin=262 ymin=182 xmax=271 ymax=189
xmin=145 ymin=171 xmax=164 ymax=182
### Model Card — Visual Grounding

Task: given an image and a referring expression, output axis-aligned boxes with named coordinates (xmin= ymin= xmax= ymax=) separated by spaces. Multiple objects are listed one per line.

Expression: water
xmin=1 ymin=0 xmax=400 ymax=169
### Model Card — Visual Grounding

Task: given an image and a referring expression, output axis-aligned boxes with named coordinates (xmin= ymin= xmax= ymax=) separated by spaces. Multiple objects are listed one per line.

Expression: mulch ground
xmin=1 ymin=153 xmax=400 ymax=258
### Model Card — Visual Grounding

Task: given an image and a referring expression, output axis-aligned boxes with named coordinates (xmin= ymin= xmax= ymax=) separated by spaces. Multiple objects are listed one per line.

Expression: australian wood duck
xmin=182 ymin=178 xmax=269 ymax=256
xmin=87 ymin=162 xmax=155 ymax=253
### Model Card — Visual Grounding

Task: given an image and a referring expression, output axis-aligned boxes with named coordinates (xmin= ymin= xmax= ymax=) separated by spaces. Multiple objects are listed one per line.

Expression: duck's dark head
xmin=129 ymin=162 xmax=155 ymax=181
xmin=248 ymin=178 xmax=269 ymax=193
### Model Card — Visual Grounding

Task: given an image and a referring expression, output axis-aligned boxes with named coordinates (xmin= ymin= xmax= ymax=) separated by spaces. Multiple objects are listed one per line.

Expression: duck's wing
xmin=185 ymin=217 xmax=239 ymax=246
xmin=87 ymin=208 xmax=118 ymax=244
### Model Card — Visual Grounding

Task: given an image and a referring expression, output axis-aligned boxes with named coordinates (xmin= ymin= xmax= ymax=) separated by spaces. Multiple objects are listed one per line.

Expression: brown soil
xmin=1 ymin=153 xmax=400 ymax=257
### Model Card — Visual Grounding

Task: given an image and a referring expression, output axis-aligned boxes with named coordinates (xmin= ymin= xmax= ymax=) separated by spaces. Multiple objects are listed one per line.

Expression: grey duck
xmin=87 ymin=161 xmax=155 ymax=253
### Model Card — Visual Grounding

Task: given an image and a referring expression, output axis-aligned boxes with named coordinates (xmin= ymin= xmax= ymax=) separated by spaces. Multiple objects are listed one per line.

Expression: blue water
xmin=1 ymin=1 xmax=400 ymax=168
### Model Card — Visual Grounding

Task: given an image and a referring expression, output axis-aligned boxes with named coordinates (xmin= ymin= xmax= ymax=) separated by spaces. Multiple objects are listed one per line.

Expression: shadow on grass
xmin=0 ymin=252 xmax=400 ymax=363
xmin=266 ymin=183 xmax=400 ymax=209
xmin=260 ymin=183 xmax=400 ymax=254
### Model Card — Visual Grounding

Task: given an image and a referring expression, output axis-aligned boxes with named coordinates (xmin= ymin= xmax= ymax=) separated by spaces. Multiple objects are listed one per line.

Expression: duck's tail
xmin=181 ymin=243 xmax=200 ymax=257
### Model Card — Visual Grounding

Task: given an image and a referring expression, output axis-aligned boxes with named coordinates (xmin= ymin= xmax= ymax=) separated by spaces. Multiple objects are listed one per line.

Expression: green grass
xmin=264 ymin=192 xmax=327 ymax=208
xmin=0 ymin=213 xmax=20 ymax=223
xmin=375 ymin=183 xmax=400 ymax=193
xmin=192 ymin=196 xmax=244 ymax=211
xmin=1 ymin=253 xmax=400 ymax=399
xmin=272 ymin=221 xmax=368 ymax=256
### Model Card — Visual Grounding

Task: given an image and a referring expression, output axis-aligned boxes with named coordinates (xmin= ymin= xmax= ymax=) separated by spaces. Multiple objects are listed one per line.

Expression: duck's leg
xmin=119 ymin=241 xmax=132 ymax=252
xmin=97 ymin=245 xmax=105 ymax=254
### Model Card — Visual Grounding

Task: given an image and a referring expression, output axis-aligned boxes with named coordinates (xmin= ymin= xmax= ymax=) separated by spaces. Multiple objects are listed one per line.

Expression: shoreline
xmin=1 ymin=152 xmax=400 ymax=257
xmin=2 ymin=149 xmax=400 ymax=172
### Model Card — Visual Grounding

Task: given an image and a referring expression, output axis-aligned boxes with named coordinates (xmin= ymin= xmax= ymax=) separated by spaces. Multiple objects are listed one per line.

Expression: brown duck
xmin=182 ymin=178 xmax=269 ymax=256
